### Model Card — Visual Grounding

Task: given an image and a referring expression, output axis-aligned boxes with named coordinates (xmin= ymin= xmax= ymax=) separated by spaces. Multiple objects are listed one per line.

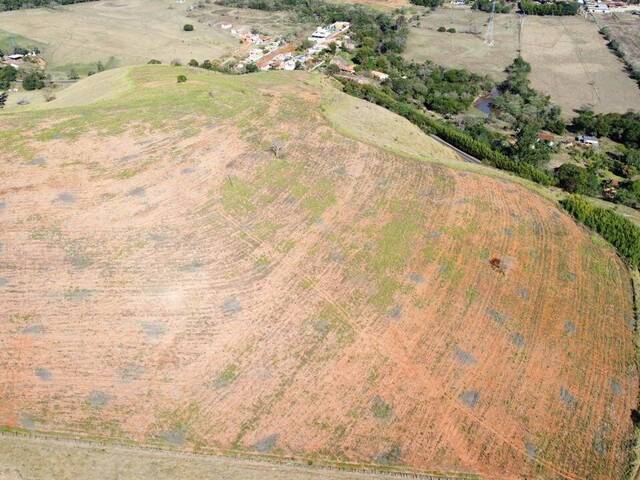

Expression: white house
xmin=577 ymin=135 xmax=599 ymax=146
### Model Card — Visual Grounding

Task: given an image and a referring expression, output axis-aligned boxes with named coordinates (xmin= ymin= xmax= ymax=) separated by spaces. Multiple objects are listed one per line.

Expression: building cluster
xmin=582 ymin=0 xmax=640 ymax=13
xmin=0 ymin=51 xmax=44 ymax=70
xmin=228 ymin=21 xmax=352 ymax=72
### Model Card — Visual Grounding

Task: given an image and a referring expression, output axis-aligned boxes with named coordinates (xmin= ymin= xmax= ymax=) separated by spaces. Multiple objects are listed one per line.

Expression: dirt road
xmin=0 ymin=432 xmax=465 ymax=480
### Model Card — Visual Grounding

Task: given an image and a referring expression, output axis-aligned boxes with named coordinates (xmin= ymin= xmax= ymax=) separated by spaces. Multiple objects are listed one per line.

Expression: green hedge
xmin=561 ymin=195 xmax=640 ymax=267
xmin=339 ymin=79 xmax=554 ymax=186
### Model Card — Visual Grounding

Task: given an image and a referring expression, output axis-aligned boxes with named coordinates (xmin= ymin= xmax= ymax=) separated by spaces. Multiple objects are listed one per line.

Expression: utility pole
xmin=485 ymin=0 xmax=496 ymax=46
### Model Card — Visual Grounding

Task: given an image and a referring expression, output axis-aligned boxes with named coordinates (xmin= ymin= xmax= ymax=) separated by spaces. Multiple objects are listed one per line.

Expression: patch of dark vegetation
xmin=371 ymin=395 xmax=393 ymax=420
xmin=35 ymin=368 xmax=52 ymax=381
xmin=525 ymin=441 xmax=537 ymax=460
xmin=486 ymin=308 xmax=509 ymax=325
xmin=374 ymin=444 xmax=402 ymax=465
xmin=611 ymin=379 xmax=623 ymax=396
xmin=212 ymin=364 xmax=239 ymax=389
xmin=460 ymin=390 xmax=480 ymax=408
xmin=254 ymin=433 xmax=279 ymax=453
xmin=21 ymin=324 xmax=44 ymax=335
xmin=28 ymin=156 xmax=46 ymax=166
xmin=222 ymin=297 xmax=241 ymax=315
xmin=161 ymin=427 xmax=186 ymax=446
xmin=180 ymin=260 xmax=204 ymax=272
xmin=560 ymin=386 xmax=577 ymax=407
xmin=387 ymin=304 xmax=402 ymax=318
xmin=64 ymin=287 xmax=93 ymax=301
xmin=408 ymin=272 xmax=423 ymax=284
xmin=88 ymin=391 xmax=110 ymax=408
xmin=55 ymin=192 xmax=75 ymax=204
xmin=454 ymin=346 xmax=476 ymax=365
xmin=128 ymin=187 xmax=146 ymax=197
xmin=142 ymin=322 xmax=166 ymax=338
xmin=511 ymin=332 xmax=525 ymax=348
xmin=564 ymin=320 xmax=577 ymax=336
xmin=119 ymin=363 xmax=145 ymax=383
xmin=20 ymin=414 xmax=36 ymax=430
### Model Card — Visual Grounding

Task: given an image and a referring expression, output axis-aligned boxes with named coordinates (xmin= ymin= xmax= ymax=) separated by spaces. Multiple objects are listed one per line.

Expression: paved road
xmin=430 ymin=134 xmax=482 ymax=165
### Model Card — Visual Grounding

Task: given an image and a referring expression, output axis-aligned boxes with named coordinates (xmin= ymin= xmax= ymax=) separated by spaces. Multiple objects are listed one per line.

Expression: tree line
xmin=519 ymin=0 xmax=579 ymax=15
xmin=0 ymin=0 xmax=95 ymax=10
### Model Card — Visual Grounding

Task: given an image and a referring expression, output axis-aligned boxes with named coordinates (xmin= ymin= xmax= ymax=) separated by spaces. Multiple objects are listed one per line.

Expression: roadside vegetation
xmin=0 ymin=0 xmax=95 ymax=10
xmin=519 ymin=0 xmax=579 ymax=15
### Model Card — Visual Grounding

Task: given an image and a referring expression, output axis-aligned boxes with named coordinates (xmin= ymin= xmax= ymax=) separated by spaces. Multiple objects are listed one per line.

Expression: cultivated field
xmin=0 ymin=0 xmax=300 ymax=73
xmin=0 ymin=66 xmax=637 ymax=480
xmin=405 ymin=8 xmax=640 ymax=115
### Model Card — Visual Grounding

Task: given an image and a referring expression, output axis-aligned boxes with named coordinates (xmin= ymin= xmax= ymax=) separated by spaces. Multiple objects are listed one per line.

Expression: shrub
xmin=437 ymin=26 xmax=446 ymax=32
xmin=188 ymin=59 xmax=199 ymax=67
xmin=244 ymin=62 xmax=259 ymax=73
xmin=183 ymin=24 xmax=194 ymax=31
xmin=561 ymin=195 xmax=640 ymax=267
xmin=447 ymin=27 xmax=456 ymax=33
xmin=148 ymin=59 xmax=162 ymax=64
xmin=177 ymin=75 xmax=187 ymax=83
xmin=22 ymin=70 xmax=46 ymax=90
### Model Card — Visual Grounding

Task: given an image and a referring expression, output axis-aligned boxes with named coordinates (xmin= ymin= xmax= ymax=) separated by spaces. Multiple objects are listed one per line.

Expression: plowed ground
xmin=0 ymin=66 xmax=637 ymax=480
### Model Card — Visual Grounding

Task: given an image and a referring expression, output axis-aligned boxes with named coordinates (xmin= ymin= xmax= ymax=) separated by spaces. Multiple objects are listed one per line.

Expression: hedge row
xmin=339 ymin=79 xmax=555 ymax=186
xmin=561 ymin=195 xmax=640 ymax=267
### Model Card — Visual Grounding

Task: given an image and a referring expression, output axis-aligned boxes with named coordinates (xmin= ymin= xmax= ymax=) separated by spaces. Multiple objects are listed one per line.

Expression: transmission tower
xmin=485 ymin=0 xmax=496 ymax=47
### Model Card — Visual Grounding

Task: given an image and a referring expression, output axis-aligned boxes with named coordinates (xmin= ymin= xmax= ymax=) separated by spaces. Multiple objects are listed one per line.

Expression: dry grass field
xmin=520 ymin=15 xmax=640 ymax=115
xmin=0 ymin=0 xmax=300 ymax=72
xmin=405 ymin=9 xmax=640 ymax=115
xmin=404 ymin=8 xmax=520 ymax=81
xmin=0 ymin=66 xmax=637 ymax=479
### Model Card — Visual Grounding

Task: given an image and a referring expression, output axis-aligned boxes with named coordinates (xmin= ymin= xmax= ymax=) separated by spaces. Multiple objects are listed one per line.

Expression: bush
xmin=410 ymin=0 xmax=444 ymax=6
xmin=148 ymin=59 xmax=162 ymax=64
xmin=437 ymin=26 xmax=446 ymax=32
xmin=177 ymin=74 xmax=187 ymax=83
xmin=561 ymin=195 xmax=640 ymax=267
xmin=183 ymin=24 xmax=194 ymax=31
xmin=555 ymin=163 xmax=600 ymax=195
xmin=22 ymin=70 xmax=46 ymax=90
xmin=447 ymin=27 xmax=456 ymax=33
xmin=244 ymin=62 xmax=259 ymax=73
xmin=0 ymin=65 xmax=17 ymax=89
xmin=188 ymin=59 xmax=199 ymax=67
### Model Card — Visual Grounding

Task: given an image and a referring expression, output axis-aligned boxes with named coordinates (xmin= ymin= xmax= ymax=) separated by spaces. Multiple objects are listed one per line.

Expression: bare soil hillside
xmin=0 ymin=66 xmax=637 ymax=480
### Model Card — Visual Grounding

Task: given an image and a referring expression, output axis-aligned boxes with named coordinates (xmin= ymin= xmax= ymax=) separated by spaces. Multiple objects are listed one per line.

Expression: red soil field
xmin=0 ymin=70 xmax=637 ymax=479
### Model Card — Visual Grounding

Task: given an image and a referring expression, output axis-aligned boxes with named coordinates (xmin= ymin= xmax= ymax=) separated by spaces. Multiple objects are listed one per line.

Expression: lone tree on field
xmin=183 ymin=24 xmax=194 ymax=31
xmin=177 ymin=75 xmax=187 ymax=83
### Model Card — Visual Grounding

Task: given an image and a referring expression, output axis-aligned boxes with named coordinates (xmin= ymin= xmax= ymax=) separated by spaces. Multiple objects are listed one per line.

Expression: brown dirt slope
xmin=0 ymin=66 xmax=637 ymax=480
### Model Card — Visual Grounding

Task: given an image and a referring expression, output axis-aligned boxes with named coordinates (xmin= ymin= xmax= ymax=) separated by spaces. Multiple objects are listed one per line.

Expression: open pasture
xmin=0 ymin=66 xmax=637 ymax=479
xmin=404 ymin=8 xmax=520 ymax=81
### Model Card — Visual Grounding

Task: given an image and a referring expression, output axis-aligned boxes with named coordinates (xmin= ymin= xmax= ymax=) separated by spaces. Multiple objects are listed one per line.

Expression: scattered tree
xmin=183 ymin=23 xmax=194 ymax=31
xmin=177 ymin=74 xmax=187 ymax=83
